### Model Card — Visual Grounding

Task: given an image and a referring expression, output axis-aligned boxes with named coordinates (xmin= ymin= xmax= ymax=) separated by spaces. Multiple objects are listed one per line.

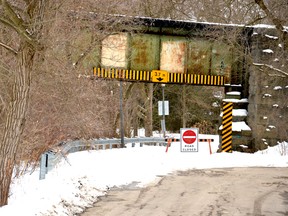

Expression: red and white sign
xmin=180 ymin=128 xmax=199 ymax=152
xmin=182 ymin=130 xmax=197 ymax=144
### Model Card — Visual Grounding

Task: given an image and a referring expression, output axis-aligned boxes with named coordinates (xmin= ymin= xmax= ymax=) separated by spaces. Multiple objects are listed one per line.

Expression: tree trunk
xmin=133 ymin=116 xmax=138 ymax=137
xmin=0 ymin=42 xmax=34 ymax=206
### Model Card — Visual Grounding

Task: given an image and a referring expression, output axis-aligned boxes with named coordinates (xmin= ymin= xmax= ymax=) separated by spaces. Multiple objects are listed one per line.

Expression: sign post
xmin=158 ymin=84 xmax=168 ymax=137
xmin=180 ymin=128 xmax=199 ymax=152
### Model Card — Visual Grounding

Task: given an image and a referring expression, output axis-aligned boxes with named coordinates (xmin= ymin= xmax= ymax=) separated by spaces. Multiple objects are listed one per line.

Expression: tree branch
xmin=255 ymin=0 xmax=284 ymax=31
xmin=0 ymin=41 xmax=18 ymax=55
xmin=2 ymin=0 xmax=26 ymax=28
xmin=253 ymin=63 xmax=288 ymax=77
xmin=0 ymin=0 xmax=37 ymax=47
xmin=254 ymin=0 xmax=287 ymax=44
xmin=0 ymin=16 xmax=16 ymax=29
xmin=0 ymin=16 xmax=35 ymax=47
xmin=246 ymin=15 xmax=267 ymax=26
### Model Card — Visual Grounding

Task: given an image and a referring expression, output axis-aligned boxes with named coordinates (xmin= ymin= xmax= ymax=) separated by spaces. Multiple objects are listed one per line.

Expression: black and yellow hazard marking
xmin=167 ymin=73 xmax=225 ymax=86
xmin=93 ymin=67 xmax=151 ymax=82
xmin=221 ymin=102 xmax=233 ymax=153
xmin=93 ymin=67 xmax=226 ymax=86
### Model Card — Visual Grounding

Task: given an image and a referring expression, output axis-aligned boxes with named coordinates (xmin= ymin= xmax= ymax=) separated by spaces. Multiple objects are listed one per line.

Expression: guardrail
xmin=39 ymin=137 xmax=170 ymax=180
xmin=39 ymin=134 xmax=219 ymax=180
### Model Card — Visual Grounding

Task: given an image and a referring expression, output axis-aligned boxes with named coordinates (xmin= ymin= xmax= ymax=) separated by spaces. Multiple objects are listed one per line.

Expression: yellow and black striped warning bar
xmin=168 ymin=72 xmax=225 ymax=86
xmin=93 ymin=67 xmax=226 ymax=86
xmin=93 ymin=67 xmax=151 ymax=82
xmin=221 ymin=102 xmax=233 ymax=153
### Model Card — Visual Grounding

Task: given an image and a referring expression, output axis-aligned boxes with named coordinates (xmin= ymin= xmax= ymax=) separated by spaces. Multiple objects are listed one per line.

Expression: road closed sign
xmin=180 ymin=128 xmax=199 ymax=152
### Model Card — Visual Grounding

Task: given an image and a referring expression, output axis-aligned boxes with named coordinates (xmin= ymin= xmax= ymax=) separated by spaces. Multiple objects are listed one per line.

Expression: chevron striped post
xmin=221 ymin=102 xmax=233 ymax=152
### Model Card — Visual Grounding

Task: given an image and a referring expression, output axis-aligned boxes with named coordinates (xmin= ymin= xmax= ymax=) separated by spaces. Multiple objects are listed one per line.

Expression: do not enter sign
xmin=181 ymin=128 xmax=199 ymax=152
xmin=182 ymin=130 xmax=197 ymax=144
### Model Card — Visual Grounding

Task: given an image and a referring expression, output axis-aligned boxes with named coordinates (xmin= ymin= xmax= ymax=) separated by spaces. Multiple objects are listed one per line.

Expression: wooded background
xmin=0 ymin=0 xmax=287 ymax=206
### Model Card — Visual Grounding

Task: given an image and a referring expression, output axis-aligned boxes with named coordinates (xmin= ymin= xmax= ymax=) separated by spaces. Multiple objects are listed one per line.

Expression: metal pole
xmin=120 ymin=81 xmax=125 ymax=147
xmin=162 ymin=84 xmax=166 ymax=137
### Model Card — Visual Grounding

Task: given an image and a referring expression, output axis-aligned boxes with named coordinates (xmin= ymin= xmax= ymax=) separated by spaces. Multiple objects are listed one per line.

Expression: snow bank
xmin=0 ymin=139 xmax=287 ymax=216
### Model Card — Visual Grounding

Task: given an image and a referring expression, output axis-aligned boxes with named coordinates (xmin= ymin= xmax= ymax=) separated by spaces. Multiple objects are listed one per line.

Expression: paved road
xmin=82 ymin=168 xmax=288 ymax=216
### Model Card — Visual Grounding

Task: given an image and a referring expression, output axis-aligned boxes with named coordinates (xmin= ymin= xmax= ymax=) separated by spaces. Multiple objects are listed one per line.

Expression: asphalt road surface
xmin=82 ymin=167 xmax=288 ymax=216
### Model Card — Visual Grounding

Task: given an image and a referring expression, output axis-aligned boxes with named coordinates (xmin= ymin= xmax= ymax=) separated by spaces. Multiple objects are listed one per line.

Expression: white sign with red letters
xmin=180 ymin=128 xmax=199 ymax=152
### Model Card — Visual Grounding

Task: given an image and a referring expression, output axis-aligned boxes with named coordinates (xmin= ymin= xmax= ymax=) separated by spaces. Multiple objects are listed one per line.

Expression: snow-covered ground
xmin=0 ymin=135 xmax=287 ymax=216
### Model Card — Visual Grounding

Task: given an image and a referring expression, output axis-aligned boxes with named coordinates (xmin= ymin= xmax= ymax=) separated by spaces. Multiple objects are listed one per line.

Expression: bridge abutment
xmin=248 ymin=27 xmax=288 ymax=150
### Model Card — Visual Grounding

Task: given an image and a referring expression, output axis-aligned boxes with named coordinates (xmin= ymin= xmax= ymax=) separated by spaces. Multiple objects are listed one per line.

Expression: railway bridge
xmin=87 ymin=15 xmax=287 ymax=150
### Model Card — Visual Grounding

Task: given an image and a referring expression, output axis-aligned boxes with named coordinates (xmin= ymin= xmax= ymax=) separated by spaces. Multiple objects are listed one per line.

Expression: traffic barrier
xmin=165 ymin=136 xmax=216 ymax=154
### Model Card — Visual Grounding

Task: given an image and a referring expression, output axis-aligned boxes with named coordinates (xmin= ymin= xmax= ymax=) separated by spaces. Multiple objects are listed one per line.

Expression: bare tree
xmin=0 ymin=0 xmax=143 ymax=206
xmin=254 ymin=0 xmax=287 ymax=49
xmin=0 ymin=0 xmax=57 ymax=206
